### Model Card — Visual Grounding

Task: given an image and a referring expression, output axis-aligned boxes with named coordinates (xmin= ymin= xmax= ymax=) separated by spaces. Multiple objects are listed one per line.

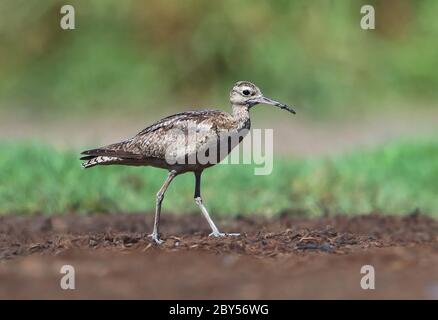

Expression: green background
xmin=0 ymin=0 xmax=437 ymax=216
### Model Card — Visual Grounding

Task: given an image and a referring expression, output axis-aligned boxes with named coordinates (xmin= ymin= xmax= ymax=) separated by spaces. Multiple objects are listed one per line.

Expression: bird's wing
xmin=137 ymin=109 xmax=224 ymax=135
xmin=80 ymin=109 xmax=230 ymax=160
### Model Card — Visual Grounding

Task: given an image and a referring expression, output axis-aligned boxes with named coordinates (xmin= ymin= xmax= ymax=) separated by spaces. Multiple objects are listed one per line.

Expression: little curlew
xmin=80 ymin=81 xmax=295 ymax=244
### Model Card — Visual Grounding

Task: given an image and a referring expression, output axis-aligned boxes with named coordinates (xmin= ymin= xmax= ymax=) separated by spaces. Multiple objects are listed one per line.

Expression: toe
xmin=148 ymin=233 xmax=164 ymax=244
xmin=209 ymin=232 xmax=225 ymax=237
xmin=153 ymin=238 xmax=164 ymax=245
xmin=209 ymin=232 xmax=240 ymax=238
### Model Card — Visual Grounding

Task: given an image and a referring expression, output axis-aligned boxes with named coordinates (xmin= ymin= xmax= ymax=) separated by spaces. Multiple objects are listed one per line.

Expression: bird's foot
xmin=148 ymin=233 xmax=164 ymax=245
xmin=209 ymin=232 xmax=240 ymax=238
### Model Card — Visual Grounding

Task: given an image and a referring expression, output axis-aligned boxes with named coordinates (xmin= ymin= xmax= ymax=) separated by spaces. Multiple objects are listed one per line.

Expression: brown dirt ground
xmin=1 ymin=213 xmax=438 ymax=299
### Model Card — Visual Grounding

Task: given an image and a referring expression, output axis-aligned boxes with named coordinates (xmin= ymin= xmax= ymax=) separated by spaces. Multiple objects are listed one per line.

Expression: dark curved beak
xmin=249 ymin=96 xmax=296 ymax=114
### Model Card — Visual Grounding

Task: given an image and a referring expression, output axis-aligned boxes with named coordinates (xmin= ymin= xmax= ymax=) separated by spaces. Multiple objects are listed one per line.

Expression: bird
xmin=80 ymin=81 xmax=295 ymax=244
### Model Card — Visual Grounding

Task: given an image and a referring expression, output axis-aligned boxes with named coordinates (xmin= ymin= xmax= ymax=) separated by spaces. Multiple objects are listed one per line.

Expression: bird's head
xmin=229 ymin=81 xmax=296 ymax=114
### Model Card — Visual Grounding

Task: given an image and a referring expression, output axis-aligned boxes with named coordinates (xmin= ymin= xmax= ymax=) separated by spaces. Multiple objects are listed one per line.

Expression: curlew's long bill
xmin=81 ymin=81 xmax=295 ymax=244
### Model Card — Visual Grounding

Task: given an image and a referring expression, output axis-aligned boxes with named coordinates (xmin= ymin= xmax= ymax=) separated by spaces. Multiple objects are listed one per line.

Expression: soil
xmin=0 ymin=213 xmax=437 ymax=299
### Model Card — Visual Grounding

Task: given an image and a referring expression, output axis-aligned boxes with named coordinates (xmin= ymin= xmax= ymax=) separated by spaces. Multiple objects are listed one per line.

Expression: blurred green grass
xmin=1 ymin=0 xmax=438 ymax=118
xmin=1 ymin=139 xmax=437 ymax=216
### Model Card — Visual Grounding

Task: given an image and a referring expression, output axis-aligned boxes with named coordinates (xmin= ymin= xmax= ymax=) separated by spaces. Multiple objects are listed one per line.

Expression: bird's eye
xmin=242 ymin=89 xmax=250 ymax=96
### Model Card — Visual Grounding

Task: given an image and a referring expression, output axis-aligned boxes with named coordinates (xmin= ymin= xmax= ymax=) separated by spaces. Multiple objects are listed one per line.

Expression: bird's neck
xmin=231 ymin=104 xmax=251 ymax=131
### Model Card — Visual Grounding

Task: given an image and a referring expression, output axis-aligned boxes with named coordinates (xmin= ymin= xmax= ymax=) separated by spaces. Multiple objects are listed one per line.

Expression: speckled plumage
xmin=81 ymin=108 xmax=251 ymax=172
xmin=80 ymin=81 xmax=295 ymax=244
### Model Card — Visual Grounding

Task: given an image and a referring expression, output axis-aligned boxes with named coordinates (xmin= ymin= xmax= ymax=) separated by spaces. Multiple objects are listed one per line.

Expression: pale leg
xmin=194 ymin=171 xmax=239 ymax=238
xmin=149 ymin=170 xmax=177 ymax=244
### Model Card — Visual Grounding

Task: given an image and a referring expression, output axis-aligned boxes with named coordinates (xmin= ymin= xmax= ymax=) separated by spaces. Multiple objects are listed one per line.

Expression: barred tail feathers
xmin=81 ymin=156 xmax=121 ymax=169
